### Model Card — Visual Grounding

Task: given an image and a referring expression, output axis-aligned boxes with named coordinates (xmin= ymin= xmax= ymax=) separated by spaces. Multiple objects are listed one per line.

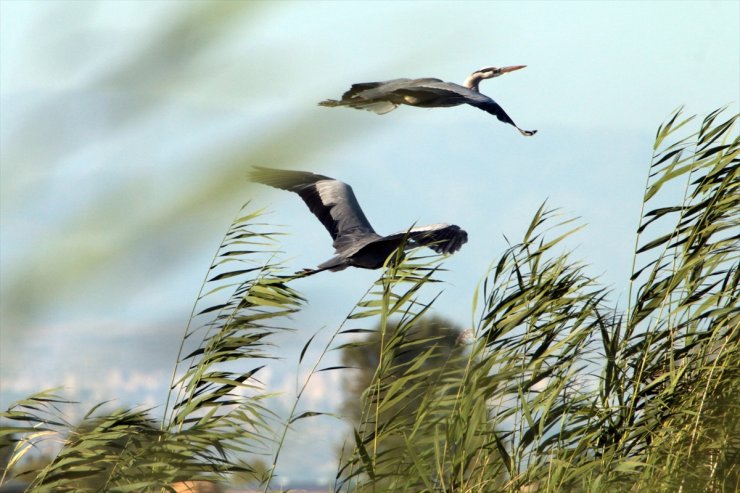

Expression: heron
xmin=250 ymin=167 xmax=468 ymax=276
xmin=319 ymin=66 xmax=537 ymax=136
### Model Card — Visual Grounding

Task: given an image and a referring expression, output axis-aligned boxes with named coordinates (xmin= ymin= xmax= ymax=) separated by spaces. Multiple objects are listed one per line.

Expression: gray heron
xmin=319 ymin=65 xmax=537 ymax=136
xmin=250 ymin=167 xmax=468 ymax=276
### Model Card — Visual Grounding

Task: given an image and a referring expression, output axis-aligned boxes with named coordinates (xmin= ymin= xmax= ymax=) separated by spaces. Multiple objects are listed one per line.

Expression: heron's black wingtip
xmin=247 ymin=166 xmax=270 ymax=183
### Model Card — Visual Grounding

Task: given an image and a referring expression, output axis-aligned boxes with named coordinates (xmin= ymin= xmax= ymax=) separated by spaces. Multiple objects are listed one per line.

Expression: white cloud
xmin=299 ymin=369 xmax=344 ymax=410
xmin=1 ymin=367 xmax=169 ymax=411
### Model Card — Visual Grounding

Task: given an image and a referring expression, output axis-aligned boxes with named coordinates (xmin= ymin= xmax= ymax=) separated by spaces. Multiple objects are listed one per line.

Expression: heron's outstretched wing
xmin=386 ymin=223 xmax=468 ymax=255
xmin=413 ymin=82 xmax=537 ymax=135
xmin=375 ymin=79 xmax=538 ymax=136
xmin=320 ymin=77 xmax=536 ymax=135
xmin=249 ymin=167 xmax=377 ymax=242
xmin=465 ymin=96 xmax=537 ymax=136
xmin=340 ymin=82 xmax=390 ymax=100
xmin=319 ymin=78 xmax=447 ymax=114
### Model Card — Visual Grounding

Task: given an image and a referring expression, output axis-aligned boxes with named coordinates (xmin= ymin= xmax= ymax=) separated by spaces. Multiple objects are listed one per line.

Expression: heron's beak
xmin=499 ymin=65 xmax=527 ymax=74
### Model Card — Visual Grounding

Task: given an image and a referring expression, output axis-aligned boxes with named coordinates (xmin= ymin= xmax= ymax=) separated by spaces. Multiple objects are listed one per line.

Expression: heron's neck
xmin=463 ymin=73 xmax=485 ymax=92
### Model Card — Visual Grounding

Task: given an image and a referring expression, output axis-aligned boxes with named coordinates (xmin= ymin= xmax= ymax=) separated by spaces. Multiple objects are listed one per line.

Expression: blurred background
xmin=1 ymin=0 xmax=738 ymax=487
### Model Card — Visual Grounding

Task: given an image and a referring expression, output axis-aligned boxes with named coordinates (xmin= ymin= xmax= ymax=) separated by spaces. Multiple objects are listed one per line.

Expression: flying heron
xmin=319 ymin=66 xmax=537 ymax=136
xmin=250 ymin=167 xmax=468 ymax=276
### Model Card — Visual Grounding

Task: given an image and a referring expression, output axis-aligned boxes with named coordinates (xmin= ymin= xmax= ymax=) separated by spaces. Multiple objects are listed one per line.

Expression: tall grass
xmin=332 ymin=107 xmax=738 ymax=492
xmin=1 ymin=108 xmax=737 ymax=492
xmin=1 ymin=207 xmax=304 ymax=491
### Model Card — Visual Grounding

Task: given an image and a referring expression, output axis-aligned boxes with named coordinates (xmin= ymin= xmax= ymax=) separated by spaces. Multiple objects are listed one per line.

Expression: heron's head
xmin=465 ymin=65 xmax=526 ymax=90
xmin=475 ymin=65 xmax=527 ymax=79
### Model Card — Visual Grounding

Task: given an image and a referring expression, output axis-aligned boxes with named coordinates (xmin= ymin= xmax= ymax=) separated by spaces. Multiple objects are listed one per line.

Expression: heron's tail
xmin=318 ymin=99 xmax=342 ymax=107
xmin=319 ymin=98 xmax=398 ymax=115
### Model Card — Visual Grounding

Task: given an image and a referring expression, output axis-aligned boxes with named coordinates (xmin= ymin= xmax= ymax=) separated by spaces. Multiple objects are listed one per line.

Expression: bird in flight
xmin=250 ymin=167 xmax=468 ymax=276
xmin=319 ymin=65 xmax=537 ymax=136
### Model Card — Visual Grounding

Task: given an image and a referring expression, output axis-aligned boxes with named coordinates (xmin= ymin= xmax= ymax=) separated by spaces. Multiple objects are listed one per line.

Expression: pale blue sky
xmin=1 ymin=0 xmax=738 ymax=485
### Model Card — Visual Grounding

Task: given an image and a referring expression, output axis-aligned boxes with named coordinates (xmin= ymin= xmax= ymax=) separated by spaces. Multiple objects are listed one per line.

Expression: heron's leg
xmin=294 ymin=267 xmax=321 ymax=277
xmin=286 ymin=256 xmax=349 ymax=278
xmin=292 ymin=264 xmax=339 ymax=278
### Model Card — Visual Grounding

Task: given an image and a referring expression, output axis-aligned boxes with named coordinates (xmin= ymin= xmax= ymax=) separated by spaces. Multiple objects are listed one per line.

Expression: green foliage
xmin=1 ymin=108 xmax=737 ymax=492
xmin=1 ymin=207 xmax=303 ymax=491
xmin=338 ymin=315 xmax=467 ymax=424
xmin=330 ymin=107 xmax=738 ymax=492
xmin=334 ymin=258 xmax=492 ymax=492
